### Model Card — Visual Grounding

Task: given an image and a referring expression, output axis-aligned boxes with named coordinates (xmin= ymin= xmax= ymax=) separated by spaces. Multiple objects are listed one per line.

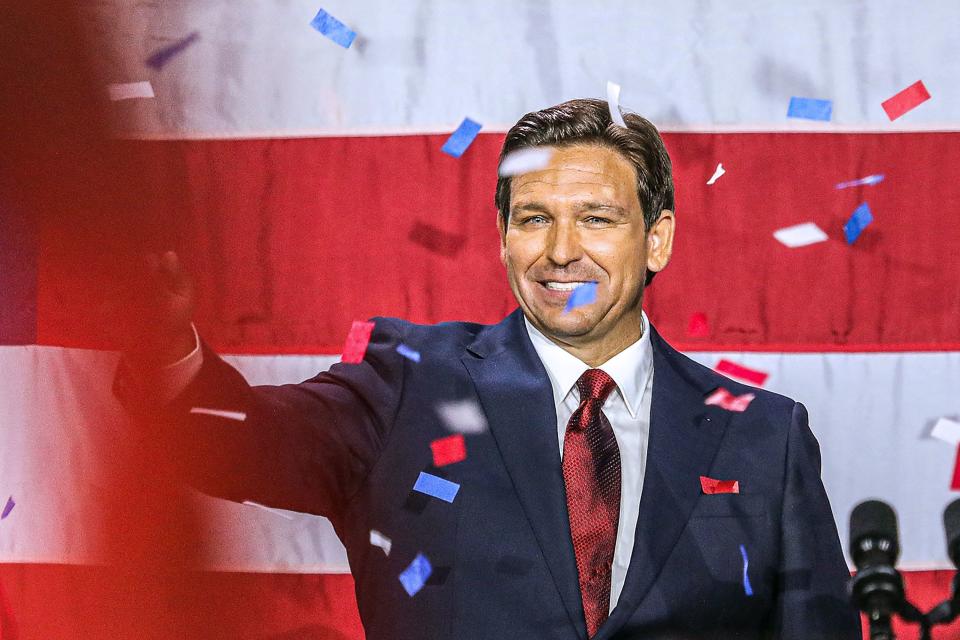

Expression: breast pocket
xmin=689 ymin=493 xmax=767 ymax=518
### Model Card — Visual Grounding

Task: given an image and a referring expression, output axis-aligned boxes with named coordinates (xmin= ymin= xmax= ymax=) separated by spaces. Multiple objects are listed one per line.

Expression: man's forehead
xmin=509 ymin=144 xmax=639 ymax=206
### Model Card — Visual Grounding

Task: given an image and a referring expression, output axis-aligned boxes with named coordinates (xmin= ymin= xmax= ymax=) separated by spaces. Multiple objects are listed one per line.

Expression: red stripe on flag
xmin=36 ymin=132 xmax=960 ymax=353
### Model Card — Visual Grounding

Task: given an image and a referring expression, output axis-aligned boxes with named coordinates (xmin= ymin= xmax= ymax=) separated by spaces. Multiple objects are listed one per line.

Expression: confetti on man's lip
xmin=787 ymin=96 xmax=832 ymax=121
xmin=606 ymin=81 xmax=627 ymax=127
xmin=706 ymin=163 xmax=725 ymax=185
xmin=399 ymin=552 xmax=432 ymax=596
xmin=843 ymin=202 xmax=873 ymax=245
xmin=714 ymin=359 xmax=768 ymax=387
xmin=341 ymin=320 xmax=375 ymax=364
xmin=1 ymin=496 xmax=14 ymax=520
xmin=396 ymin=343 xmax=421 ymax=363
xmin=882 ymin=80 xmax=931 ymax=121
xmin=687 ymin=312 xmax=709 ymax=337
xmin=412 ymin=471 xmax=460 ymax=503
xmin=562 ymin=281 xmax=598 ymax=313
xmin=408 ymin=221 xmax=467 ymax=258
xmin=836 ymin=174 xmax=884 ymax=190
xmin=498 ymin=147 xmax=554 ymax=177
xmin=430 ymin=434 xmax=467 ymax=467
xmin=705 ymin=387 xmax=755 ymax=412
xmin=190 ymin=407 xmax=247 ymax=421
xmin=146 ymin=32 xmax=200 ymax=70
xmin=436 ymin=399 xmax=488 ymax=434
xmin=441 ymin=118 xmax=482 ymax=158
xmin=370 ymin=529 xmax=392 ymax=556
xmin=740 ymin=544 xmax=754 ymax=596
xmin=930 ymin=417 xmax=960 ymax=446
xmin=773 ymin=222 xmax=828 ymax=248
xmin=108 ymin=81 xmax=155 ymax=101
xmin=700 ymin=476 xmax=740 ymax=495
xmin=309 ymin=8 xmax=357 ymax=48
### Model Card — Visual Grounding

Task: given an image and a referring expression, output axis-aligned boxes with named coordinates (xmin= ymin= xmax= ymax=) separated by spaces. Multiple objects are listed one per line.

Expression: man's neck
xmin=535 ymin=317 xmax=645 ymax=368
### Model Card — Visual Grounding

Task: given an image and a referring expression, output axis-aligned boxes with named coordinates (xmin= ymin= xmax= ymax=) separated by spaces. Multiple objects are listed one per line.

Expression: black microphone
xmin=849 ymin=500 xmax=905 ymax=640
xmin=927 ymin=498 xmax=960 ymax=627
xmin=944 ymin=499 xmax=960 ymax=568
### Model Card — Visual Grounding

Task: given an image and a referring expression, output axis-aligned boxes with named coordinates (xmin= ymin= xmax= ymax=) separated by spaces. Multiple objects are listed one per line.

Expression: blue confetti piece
xmin=787 ymin=97 xmax=833 ymax=122
xmin=309 ymin=8 xmax=357 ymax=48
xmin=739 ymin=544 xmax=754 ymax=596
xmin=413 ymin=471 xmax=460 ymax=503
xmin=399 ymin=552 xmax=432 ymax=596
xmin=396 ymin=343 xmax=421 ymax=363
xmin=441 ymin=118 xmax=482 ymax=158
xmin=1 ymin=496 xmax=14 ymax=520
xmin=145 ymin=32 xmax=200 ymax=70
xmin=835 ymin=174 xmax=885 ymax=190
xmin=563 ymin=282 xmax=598 ymax=313
xmin=843 ymin=202 xmax=873 ymax=244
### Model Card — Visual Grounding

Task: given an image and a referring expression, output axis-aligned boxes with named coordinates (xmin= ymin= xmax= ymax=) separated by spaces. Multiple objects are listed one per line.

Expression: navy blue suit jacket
xmin=158 ymin=309 xmax=860 ymax=639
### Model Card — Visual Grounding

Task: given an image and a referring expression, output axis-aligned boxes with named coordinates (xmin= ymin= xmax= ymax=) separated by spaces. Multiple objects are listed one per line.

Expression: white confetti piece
xmin=370 ymin=529 xmax=392 ymax=556
xmin=242 ymin=500 xmax=294 ymax=520
xmin=773 ymin=222 xmax=829 ymax=248
xmin=606 ymin=80 xmax=627 ymax=127
xmin=707 ymin=163 xmax=726 ymax=185
xmin=107 ymin=81 xmax=155 ymax=101
xmin=436 ymin=399 xmax=488 ymax=434
xmin=498 ymin=147 xmax=554 ymax=177
xmin=931 ymin=417 xmax=960 ymax=446
xmin=189 ymin=407 xmax=247 ymax=422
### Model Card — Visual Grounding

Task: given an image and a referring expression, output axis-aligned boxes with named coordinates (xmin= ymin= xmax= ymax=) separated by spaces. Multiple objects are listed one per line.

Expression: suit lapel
xmin=596 ymin=326 xmax=733 ymax=639
xmin=461 ymin=309 xmax=588 ymax=639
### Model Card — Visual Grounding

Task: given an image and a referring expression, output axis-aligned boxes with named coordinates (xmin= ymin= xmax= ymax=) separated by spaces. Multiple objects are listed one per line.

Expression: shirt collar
xmin=523 ymin=311 xmax=653 ymax=419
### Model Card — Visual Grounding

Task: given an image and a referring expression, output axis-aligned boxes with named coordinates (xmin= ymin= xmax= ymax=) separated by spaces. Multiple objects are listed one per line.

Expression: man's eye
xmin=522 ymin=215 xmax=548 ymax=225
xmin=584 ymin=216 xmax=612 ymax=225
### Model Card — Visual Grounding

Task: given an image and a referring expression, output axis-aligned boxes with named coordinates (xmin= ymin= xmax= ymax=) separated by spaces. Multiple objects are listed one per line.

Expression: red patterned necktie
xmin=563 ymin=368 xmax=621 ymax=638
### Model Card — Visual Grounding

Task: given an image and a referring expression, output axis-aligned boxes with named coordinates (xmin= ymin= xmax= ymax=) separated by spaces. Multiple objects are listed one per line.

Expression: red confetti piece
xmin=714 ymin=359 xmax=769 ymax=387
xmin=687 ymin=312 xmax=709 ymax=337
xmin=700 ymin=475 xmax=740 ymax=495
xmin=705 ymin=387 xmax=755 ymax=412
xmin=881 ymin=80 xmax=931 ymax=121
xmin=430 ymin=434 xmax=467 ymax=467
xmin=341 ymin=320 xmax=375 ymax=364
xmin=951 ymin=447 xmax=960 ymax=491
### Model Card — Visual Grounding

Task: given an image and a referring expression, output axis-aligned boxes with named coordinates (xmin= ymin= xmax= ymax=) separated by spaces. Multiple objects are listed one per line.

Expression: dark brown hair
xmin=495 ymin=97 xmax=675 ymax=235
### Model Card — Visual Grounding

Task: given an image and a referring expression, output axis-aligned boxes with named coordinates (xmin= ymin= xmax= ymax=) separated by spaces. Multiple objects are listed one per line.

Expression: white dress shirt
xmin=524 ymin=312 xmax=654 ymax=612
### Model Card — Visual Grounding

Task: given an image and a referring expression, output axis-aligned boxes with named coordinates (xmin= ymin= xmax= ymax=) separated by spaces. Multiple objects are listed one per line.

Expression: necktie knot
xmin=576 ymin=368 xmax=616 ymax=404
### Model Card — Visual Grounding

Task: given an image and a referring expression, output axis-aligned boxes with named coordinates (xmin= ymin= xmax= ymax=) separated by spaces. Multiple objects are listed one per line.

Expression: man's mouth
xmin=541 ymin=281 xmax=592 ymax=292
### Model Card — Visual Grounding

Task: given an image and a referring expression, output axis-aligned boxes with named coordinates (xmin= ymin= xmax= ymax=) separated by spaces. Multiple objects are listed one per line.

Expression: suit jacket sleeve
xmin=771 ymin=402 xmax=861 ymax=639
xmin=137 ymin=317 xmax=407 ymax=521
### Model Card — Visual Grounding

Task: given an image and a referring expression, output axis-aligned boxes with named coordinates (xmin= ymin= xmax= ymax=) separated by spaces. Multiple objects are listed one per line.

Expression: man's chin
xmin=529 ymin=311 xmax=598 ymax=341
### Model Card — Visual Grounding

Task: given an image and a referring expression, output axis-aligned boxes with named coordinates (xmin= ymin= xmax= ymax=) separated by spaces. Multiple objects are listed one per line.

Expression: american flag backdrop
xmin=2 ymin=1 xmax=960 ymax=638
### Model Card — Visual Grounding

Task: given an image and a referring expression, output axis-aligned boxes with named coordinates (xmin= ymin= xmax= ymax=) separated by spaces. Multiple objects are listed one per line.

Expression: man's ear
xmin=496 ymin=211 xmax=508 ymax=266
xmin=645 ymin=210 xmax=675 ymax=275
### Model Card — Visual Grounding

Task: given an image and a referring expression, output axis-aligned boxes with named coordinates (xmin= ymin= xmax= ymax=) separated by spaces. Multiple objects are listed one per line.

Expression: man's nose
xmin=545 ymin=220 xmax=582 ymax=267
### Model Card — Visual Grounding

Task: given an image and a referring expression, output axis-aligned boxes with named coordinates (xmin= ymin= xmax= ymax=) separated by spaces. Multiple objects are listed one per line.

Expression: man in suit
xmin=120 ymin=98 xmax=861 ymax=639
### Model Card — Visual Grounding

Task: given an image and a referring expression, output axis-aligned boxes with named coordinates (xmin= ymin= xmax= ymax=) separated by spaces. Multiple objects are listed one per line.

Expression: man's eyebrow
xmin=511 ymin=202 xmax=552 ymax=214
xmin=578 ymin=201 xmax=628 ymax=215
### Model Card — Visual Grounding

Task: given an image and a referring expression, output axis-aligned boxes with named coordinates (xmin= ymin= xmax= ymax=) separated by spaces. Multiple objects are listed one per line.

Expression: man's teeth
xmin=545 ymin=281 xmax=589 ymax=291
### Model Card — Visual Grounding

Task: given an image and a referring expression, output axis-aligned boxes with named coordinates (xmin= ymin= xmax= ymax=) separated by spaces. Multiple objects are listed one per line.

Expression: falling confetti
xmin=430 ymin=434 xmax=467 ymax=467
xmin=441 ymin=118 xmax=482 ymax=158
xmin=700 ymin=476 xmax=740 ymax=495
xmin=706 ymin=163 xmax=725 ymax=185
xmin=309 ymin=8 xmax=357 ymax=48
xmin=705 ymin=387 xmax=755 ymax=412
xmin=398 ymin=553 xmax=432 ymax=596
xmin=882 ymin=80 xmax=931 ymax=121
xmin=341 ymin=320 xmax=375 ymax=364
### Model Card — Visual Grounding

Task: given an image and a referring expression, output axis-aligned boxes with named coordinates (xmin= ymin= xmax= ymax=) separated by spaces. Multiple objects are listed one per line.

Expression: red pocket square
xmin=700 ymin=475 xmax=740 ymax=494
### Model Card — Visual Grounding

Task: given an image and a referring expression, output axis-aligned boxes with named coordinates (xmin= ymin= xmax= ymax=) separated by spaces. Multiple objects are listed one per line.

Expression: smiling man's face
xmin=499 ymin=143 xmax=674 ymax=364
